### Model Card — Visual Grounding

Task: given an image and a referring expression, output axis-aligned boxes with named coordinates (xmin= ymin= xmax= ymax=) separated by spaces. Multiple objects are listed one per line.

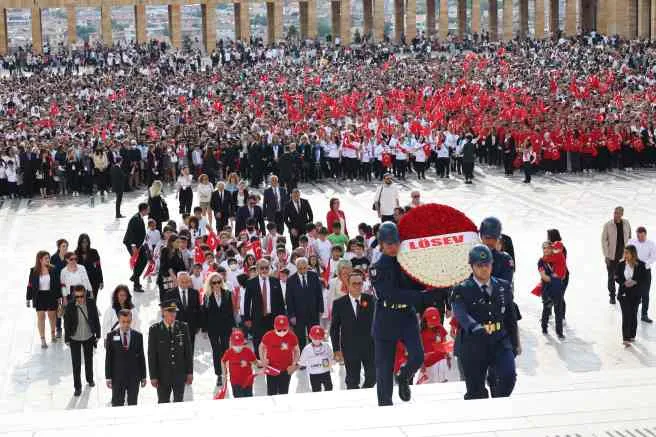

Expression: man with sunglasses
xmin=244 ymin=259 xmax=286 ymax=356
xmin=64 ymin=284 xmax=101 ymax=397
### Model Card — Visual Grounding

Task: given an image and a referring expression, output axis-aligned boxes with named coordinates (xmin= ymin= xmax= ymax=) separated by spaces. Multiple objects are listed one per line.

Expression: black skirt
xmin=35 ymin=289 xmax=59 ymax=311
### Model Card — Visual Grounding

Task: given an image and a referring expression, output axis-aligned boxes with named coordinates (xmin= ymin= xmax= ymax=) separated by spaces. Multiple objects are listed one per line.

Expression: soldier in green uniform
xmin=148 ymin=301 xmax=193 ymax=403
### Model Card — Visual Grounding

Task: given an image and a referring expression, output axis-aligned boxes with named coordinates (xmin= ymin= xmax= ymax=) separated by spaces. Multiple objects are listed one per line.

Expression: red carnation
xmin=397 ymin=204 xmax=477 ymax=241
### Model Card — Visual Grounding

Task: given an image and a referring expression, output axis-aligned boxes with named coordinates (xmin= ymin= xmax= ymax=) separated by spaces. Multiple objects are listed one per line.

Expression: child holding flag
xmin=220 ymin=330 xmax=258 ymax=398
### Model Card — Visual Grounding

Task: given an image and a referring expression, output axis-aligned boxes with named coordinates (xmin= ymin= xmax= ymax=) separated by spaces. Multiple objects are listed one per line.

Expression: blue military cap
xmin=469 ymin=244 xmax=493 ymax=265
xmin=378 ymin=222 xmax=400 ymax=245
xmin=479 ymin=217 xmax=502 ymax=239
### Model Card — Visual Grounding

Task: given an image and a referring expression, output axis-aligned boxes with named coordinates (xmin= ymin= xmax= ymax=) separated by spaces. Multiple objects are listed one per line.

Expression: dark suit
xmin=203 ymin=291 xmax=236 ymax=376
xmin=110 ymin=164 xmax=126 ymax=218
xmin=330 ymin=293 xmax=376 ymax=389
xmin=167 ymin=288 xmax=201 ymax=351
xmin=105 ymin=329 xmax=147 ymax=406
xmin=244 ymin=276 xmax=286 ymax=355
xmin=263 ymin=185 xmax=288 ymax=233
xmin=210 ymin=189 xmax=231 ymax=231
xmin=147 ymin=320 xmax=193 ymax=403
xmin=616 ymin=260 xmax=648 ymax=341
xmin=285 ymin=271 xmax=324 ymax=349
xmin=284 ymin=198 xmax=313 ymax=248
xmin=123 ymin=213 xmax=146 ymax=253
xmin=235 ymin=204 xmax=266 ymax=236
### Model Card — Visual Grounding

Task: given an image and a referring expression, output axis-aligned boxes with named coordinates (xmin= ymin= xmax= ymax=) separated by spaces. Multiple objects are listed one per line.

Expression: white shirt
xmin=60 ymin=265 xmax=93 ymax=295
xmin=349 ymin=294 xmax=362 ymax=314
xmin=313 ymin=239 xmax=333 ymax=267
xmin=298 ymin=342 xmax=333 ymax=375
xmin=374 ymin=183 xmax=399 ymax=216
xmin=628 ymin=238 xmax=656 ymax=269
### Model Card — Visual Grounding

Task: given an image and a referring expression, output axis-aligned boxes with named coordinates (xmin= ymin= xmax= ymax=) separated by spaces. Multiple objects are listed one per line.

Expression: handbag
xmin=56 ymin=302 xmax=65 ymax=318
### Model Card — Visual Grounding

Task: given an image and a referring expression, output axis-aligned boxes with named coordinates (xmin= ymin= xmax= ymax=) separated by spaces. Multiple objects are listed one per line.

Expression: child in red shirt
xmin=420 ymin=307 xmax=452 ymax=383
xmin=221 ymin=330 xmax=258 ymax=398
xmin=260 ymin=315 xmax=300 ymax=395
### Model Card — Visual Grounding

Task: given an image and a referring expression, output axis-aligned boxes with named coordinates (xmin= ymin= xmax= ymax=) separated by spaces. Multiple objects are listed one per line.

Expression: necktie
xmin=481 ymin=284 xmax=489 ymax=296
xmin=182 ymin=289 xmax=187 ymax=308
xmin=301 ymin=275 xmax=306 ymax=289
xmin=249 ymin=207 xmax=254 ymax=218
xmin=295 ymin=201 xmax=300 ymax=213
xmin=355 ymin=298 xmax=360 ymax=319
xmin=122 ymin=332 xmax=128 ymax=350
xmin=262 ymin=279 xmax=268 ymax=314
xmin=274 ymin=189 xmax=279 ymax=211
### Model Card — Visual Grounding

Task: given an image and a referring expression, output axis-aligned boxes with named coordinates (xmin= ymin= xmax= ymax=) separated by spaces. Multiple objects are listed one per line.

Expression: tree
xmin=287 ymin=25 xmax=298 ymax=39
xmin=354 ymin=28 xmax=362 ymax=43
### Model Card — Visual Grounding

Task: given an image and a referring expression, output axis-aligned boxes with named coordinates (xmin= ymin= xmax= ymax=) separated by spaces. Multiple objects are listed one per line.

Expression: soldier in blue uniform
xmin=451 ymin=245 xmax=520 ymax=400
xmin=370 ymin=222 xmax=425 ymax=406
xmin=479 ymin=217 xmax=514 ymax=283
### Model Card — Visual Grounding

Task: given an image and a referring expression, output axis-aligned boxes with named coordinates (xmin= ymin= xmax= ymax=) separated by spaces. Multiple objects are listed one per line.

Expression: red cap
xmin=309 ymin=325 xmax=325 ymax=341
xmin=423 ymin=307 xmax=441 ymax=327
xmin=230 ymin=330 xmax=246 ymax=346
xmin=274 ymin=315 xmax=289 ymax=331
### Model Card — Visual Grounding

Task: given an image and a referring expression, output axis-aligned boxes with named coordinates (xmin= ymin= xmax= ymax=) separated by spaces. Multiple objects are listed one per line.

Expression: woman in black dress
xmin=158 ymin=234 xmax=187 ymax=301
xmin=202 ymin=272 xmax=235 ymax=386
xmin=616 ymin=245 xmax=648 ymax=347
xmin=148 ymin=180 xmax=169 ymax=232
xmin=26 ymin=251 xmax=62 ymax=348
xmin=75 ymin=233 xmax=104 ymax=300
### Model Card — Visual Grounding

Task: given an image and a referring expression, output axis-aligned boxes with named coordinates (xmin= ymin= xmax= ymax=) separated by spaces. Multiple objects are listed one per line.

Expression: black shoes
xmin=88 ymin=380 xmax=95 ymax=387
xmin=216 ymin=377 xmax=223 ymax=387
xmin=397 ymin=376 xmax=411 ymax=402
xmin=116 ymin=214 xmax=125 ymax=219
xmin=557 ymin=333 xmax=566 ymax=340
xmin=610 ymin=297 xmax=616 ymax=305
xmin=74 ymin=389 xmax=81 ymax=397
xmin=642 ymin=317 xmax=653 ymax=323
xmin=133 ymin=283 xmax=144 ymax=293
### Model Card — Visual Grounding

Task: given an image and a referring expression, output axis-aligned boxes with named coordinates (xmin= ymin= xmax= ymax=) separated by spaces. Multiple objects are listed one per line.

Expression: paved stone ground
xmin=1 ymin=165 xmax=656 ymax=414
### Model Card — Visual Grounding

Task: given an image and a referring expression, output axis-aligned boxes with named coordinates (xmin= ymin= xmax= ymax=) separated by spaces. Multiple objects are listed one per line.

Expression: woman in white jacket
xmin=197 ymin=173 xmax=213 ymax=227
xmin=102 ymin=285 xmax=140 ymax=334
xmin=59 ymin=252 xmax=93 ymax=300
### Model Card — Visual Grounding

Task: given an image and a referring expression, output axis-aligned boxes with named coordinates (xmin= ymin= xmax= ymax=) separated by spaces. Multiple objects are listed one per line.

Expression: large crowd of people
xmin=15 ymin=29 xmax=656 ymax=406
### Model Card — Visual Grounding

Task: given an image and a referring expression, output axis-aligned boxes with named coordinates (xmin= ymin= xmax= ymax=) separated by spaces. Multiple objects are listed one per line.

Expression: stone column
xmin=489 ymin=0 xmax=499 ymax=40
xmin=597 ymin=0 xmax=607 ymax=34
xmin=457 ymin=0 xmax=466 ymax=37
xmin=565 ymin=0 xmax=577 ymax=36
xmin=66 ymin=6 xmax=76 ymax=46
xmin=394 ymin=0 xmax=404 ymax=42
xmin=549 ymin=0 xmax=559 ymax=37
xmin=426 ymin=0 xmax=436 ymax=36
xmin=627 ymin=0 xmax=638 ymax=38
xmin=471 ymin=0 xmax=480 ymax=34
xmin=274 ymin=0 xmax=283 ymax=41
xmin=31 ymin=7 xmax=43 ymax=54
xmin=580 ymin=0 xmax=594 ymax=33
xmin=519 ymin=0 xmax=529 ymax=37
xmin=373 ymin=0 xmax=385 ymax=41
xmin=306 ymin=0 xmax=317 ymax=39
xmin=331 ymin=1 xmax=341 ymax=40
xmin=201 ymin=3 xmax=216 ymax=53
xmin=503 ymin=0 xmax=513 ymax=40
xmin=638 ymin=0 xmax=650 ymax=38
xmin=135 ymin=4 xmax=147 ymax=44
xmin=168 ymin=5 xmax=182 ymax=48
xmin=267 ymin=2 xmax=275 ymax=43
xmin=340 ymin=0 xmax=352 ymax=44
xmin=406 ymin=0 xmax=417 ymax=41
xmin=236 ymin=1 xmax=251 ymax=42
xmin=0 ymin=9 xmax=7 ymax=56
xmin=439 ymin=0 xmax=448 ymax=39
xmin=535 ymin=0 xmax=545 ymax=38
xmin=101 ymin=5 xmax=112 ymax=46
xmin=652 ymin=0 xmax=656 ymax=40
xmin=363 ymin=0 xmax=373 ymax=37
xmin=299 ymin=1 xmax=308 ymax=39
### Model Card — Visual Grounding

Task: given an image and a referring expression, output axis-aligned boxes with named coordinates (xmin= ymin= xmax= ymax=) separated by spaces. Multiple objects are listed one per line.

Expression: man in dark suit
xmin=110 ymin=158 xmax=126 ymax=218
xmin=262 ymin=175 xmax=288 ymax=234
xmin=284 ymin=188 xmax=314 ymax=248
xmin=122 ymin=202 xmax=149 ymax=292
xmin=278 ymin=143 xmax=300 ymax=192
xmin=148 ymin=301 xmax=194 ymax=403
xmin=330 ymin=271 xmax=376 ymax=390
xmin=210 ymin=181 xmax=231 ymax=232
xmin=286 ymin=258 xmax=324 ymax=350
xmin=105 ymin=309 xmax=147 ymax=406
xmin=243 ymin=259 xmax=286 ymax=356
xmin=167 ymin=272 xmax=201 ymax=353
xmin=236 ymin=194 xmax=266 ymax=236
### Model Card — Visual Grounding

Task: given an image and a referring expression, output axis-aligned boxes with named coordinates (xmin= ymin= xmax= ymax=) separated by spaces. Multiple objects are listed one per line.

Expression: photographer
xmin=64 ymin=284 xmax=101 ymax=397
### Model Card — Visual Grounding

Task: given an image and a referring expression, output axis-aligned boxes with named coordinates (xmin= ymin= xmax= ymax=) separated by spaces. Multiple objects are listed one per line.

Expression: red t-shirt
xmin=221 ymin=347 xmax=257 ymax=388
xmin=261 ymin=330 xmax=299 ymax=371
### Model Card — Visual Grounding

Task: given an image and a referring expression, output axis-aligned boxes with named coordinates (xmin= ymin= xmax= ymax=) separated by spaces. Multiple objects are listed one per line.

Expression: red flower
xmin=361 ymin=300 xmax=368 ymax=309
xmin=397 ymin=204 xmax=478 ymax=241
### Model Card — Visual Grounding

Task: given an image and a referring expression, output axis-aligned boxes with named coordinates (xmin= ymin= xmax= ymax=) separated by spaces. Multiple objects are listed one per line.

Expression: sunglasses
xmin=211 ymin=280 xmax=222 ymax=285
xmin=74 ymin=295 xmax=85 ymax=299
xmin=351 ymin=281 xmax=364 ymax=286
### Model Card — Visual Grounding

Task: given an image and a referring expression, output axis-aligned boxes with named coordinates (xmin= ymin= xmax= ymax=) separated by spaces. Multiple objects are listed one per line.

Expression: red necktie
xmin=122 ymin=332 xmax=128 ymax=350
xmin=262 ymin=279 xmax=268 ymax=315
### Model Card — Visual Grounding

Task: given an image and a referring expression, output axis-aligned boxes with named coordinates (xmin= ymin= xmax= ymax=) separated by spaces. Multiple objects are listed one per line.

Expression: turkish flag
xmin=206 ymin=230 xmax=219 ymax=252
xmin=213 ymin=385 xmax=227 ymax=400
